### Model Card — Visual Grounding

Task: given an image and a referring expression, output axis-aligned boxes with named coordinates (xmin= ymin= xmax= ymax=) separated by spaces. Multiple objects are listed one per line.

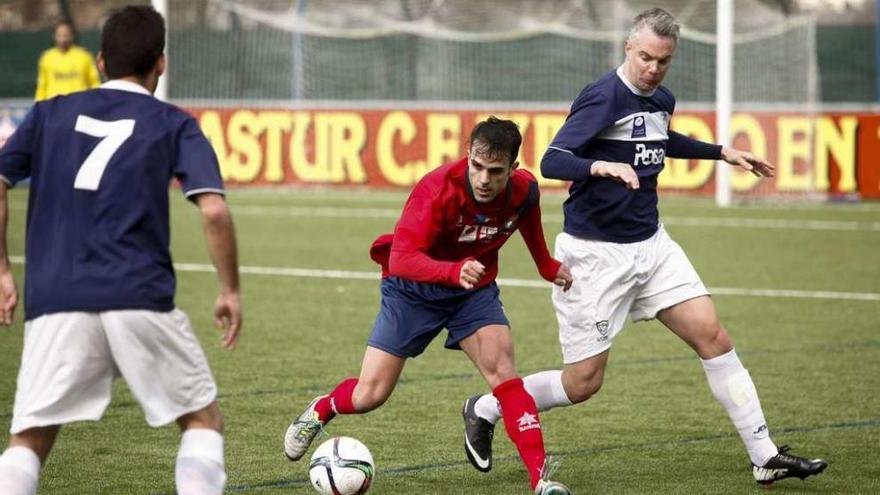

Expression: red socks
xmin=314 ymin=377 xmax=359 ymax=423
xmin=494 ymin=377 xmax=546 ymax=489
xmin=314 ymin=376 xmax=545 ymax=489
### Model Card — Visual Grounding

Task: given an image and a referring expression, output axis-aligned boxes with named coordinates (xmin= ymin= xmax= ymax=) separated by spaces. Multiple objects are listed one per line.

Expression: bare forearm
xmin=0 ymin=184 xmax=10 ymax=271
xmin=201 ymin=202 xmax=240 ymax=293
xmin=205 ymin=213 xmax=239 ymax=292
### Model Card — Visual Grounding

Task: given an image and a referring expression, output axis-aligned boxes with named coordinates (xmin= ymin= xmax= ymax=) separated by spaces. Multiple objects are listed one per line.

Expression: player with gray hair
xmin=461 ymin=7 xmax=827 ymax=488
xmin=629 ymin=7 xmax=680 ymax=43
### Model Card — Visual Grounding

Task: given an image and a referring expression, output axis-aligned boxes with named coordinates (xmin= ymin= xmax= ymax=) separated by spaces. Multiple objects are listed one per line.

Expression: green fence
xmin=1 ymin=26 xmax=875 ymax=103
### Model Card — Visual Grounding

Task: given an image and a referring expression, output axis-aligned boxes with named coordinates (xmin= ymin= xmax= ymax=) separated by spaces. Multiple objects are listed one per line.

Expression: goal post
xmin=152 ymin=0 xmax=169 ymax=101
xmin=715 ymin=0 xmax=732 ymax=207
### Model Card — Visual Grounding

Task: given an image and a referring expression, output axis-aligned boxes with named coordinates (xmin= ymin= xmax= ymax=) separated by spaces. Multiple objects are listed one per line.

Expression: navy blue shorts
xmin=367 ymin=277 xmax=510 ymax=358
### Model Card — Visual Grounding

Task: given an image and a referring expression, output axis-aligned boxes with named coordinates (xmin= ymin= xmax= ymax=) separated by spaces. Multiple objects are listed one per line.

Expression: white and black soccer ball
xmin=308 ymin=436 xmax=375 ymax=495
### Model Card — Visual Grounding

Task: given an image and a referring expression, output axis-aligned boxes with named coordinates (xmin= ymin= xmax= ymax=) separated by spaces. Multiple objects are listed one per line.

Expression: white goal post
xmin=715 ymin=0 xmax=733 ymax=207
xmin=152 ymin=0 xmax=169 ymax=101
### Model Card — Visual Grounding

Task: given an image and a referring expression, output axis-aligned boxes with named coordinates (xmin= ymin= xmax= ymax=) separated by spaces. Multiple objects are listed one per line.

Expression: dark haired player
xmin=284 ymin=117 xmax=573 ymax=494
xmin=0 ymin=6 xmax=240 ymax=495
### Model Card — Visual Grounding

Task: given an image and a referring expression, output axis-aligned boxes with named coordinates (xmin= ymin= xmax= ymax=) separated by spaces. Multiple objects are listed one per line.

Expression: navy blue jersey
xmin=0 ymin=80 xmax=223 ymax=320
xmin=541 ymin=67 xmax=720 ymax=243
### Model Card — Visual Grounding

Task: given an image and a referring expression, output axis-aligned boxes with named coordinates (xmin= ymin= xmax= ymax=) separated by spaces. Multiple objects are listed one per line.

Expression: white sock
xmin=0 ymin=446 xmax=41 ymax=495
xmin=475 ymin=370 xmax=573 ymax=424
xmin=701 ymin=349 xmax=778 ymax=466
xmin=175 ymin=429 xmax=226 ymax=495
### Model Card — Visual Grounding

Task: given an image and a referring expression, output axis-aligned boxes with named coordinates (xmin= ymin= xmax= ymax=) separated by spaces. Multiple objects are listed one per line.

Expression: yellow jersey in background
xmin=34 ymin=45 xmax=100 ymax=101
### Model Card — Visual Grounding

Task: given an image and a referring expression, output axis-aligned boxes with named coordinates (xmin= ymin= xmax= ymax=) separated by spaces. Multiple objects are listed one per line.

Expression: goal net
xmin=164 ymin=0 xmax=822 ymax=199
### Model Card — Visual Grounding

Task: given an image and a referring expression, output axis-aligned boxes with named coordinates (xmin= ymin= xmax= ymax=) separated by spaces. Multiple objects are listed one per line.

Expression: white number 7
xmin=74 ymin=115 xmax=136 ymax=191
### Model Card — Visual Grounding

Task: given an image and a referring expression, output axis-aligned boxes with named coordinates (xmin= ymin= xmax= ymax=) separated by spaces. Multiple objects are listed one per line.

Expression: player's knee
xmin=568 ymin=381 xmax=602 ymax=404
xmin=713 ymin=326 xmax=732 ymax=350
xmin=480 ymin=360 xmax=518 ymax=388
xmin=357 ymin=393 xmax=387 ymax=413
xmin=566 ymin=373 xmax=604 ymax=404
xmin=697 ymin=323 xmax=733 ymax=358
xmin=353 ymin=382 xmax=392 ymax=413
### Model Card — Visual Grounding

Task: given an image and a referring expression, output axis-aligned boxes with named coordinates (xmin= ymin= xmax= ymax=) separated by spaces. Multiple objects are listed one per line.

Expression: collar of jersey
xmin=101 ymin=80 xmax=152 ymax=96
xmin=615 ymin=65 xmax=656 ymax=97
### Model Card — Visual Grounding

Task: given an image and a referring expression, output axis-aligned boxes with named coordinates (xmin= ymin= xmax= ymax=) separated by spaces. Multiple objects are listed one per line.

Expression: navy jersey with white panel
xmin=0 ymin=81 xmax=224 ymax=320
xmin=541 ymin=67 xmax=720 ymax=243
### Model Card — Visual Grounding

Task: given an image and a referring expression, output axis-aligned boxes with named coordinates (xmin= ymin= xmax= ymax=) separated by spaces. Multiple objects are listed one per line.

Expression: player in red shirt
xmin=283 ymin=117 xmax=572 ymax=494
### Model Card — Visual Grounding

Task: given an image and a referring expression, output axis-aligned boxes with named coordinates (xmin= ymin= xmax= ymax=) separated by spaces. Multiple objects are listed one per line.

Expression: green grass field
xmin=1 ymin=189 xmax=878 ymax=494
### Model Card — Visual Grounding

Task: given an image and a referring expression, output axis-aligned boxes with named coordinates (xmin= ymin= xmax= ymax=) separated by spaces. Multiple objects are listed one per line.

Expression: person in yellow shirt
xmin=34 ymin=21 xmax=100 ymax=101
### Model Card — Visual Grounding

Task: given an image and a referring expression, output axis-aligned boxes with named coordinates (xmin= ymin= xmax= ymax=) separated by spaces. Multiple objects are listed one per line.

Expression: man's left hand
xmin=721 ymin=146 xmax=775 ymax=178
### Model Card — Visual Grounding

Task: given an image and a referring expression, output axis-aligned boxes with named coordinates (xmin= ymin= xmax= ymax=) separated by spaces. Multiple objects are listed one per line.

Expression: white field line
xmin=9 ymin=195 xmax=880 ymax=215
xmin=231 ymin=205 xmax=880 ymax=232
xmin=10 ymin=202 xmax=878 ymax=231
xmin=10 ymin=256 xmax=876 ymax=302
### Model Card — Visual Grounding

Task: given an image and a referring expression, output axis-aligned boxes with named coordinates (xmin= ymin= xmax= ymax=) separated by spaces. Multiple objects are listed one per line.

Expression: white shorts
xmin=10 ymin=309 xmax=218 ymax=434
xmin=552 ymin=226 xmax=709 ymax=364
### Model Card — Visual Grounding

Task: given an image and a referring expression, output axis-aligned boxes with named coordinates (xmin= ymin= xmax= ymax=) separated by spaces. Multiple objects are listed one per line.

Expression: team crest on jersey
xmin=499 ymin=213 xmax=520 ymax=235
xmin=458 ymin=225 xmax=479 ymax=242
xmin=631 ymin=115 xmax=647 ymax=138
xmin=457 ymin=224 xmax=500 ymax=243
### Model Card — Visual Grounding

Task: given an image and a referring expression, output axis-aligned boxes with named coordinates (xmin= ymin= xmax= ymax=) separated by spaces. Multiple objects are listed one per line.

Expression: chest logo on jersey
xmin=631 ymin=116 xmax=647 ymax=138
xmin=633 ymin=143 xmax=665 ymax=167
xmin=457 ymin=213 xmax=519 ymax=243
xmin=458 ymin=225 xmax=497 ymax=243
xmin=53 ymin=69 xmax=82 ymax=81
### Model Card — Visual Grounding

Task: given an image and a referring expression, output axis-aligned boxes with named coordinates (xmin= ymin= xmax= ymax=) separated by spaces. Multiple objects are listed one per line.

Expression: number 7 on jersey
xmin=74 ymin=115 xmax=136 ymax=191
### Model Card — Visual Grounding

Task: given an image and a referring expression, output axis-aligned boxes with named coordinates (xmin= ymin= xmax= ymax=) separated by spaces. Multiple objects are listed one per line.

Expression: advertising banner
xmin=0 ymin=102 xmax=31 ymax=150
xmin=2 ymin=102 xmax=877 ymax=199
xmin=189 ymin=106 xmax=879 ymax=199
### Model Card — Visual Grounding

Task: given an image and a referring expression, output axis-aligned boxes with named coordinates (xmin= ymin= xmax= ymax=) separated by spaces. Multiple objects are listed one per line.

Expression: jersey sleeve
xmin=173 ymin=116 xmax=225 ymax=199
xmin=666 ymin=130 xmax=722 ymax=160
xmin=541 ymin=88 xmax=615 ymax=181
xmin=389 ymin=182 xmax=468 ymax=286
xmin=85 ymin=53 xmax=100 ymax=89
xmin=0 ymin=105 xmax=39 ymax=186
xmin=516 ymin=185 xmax=562 ymax=282
xmin=34 ymin=53 xmax=48 ymax=101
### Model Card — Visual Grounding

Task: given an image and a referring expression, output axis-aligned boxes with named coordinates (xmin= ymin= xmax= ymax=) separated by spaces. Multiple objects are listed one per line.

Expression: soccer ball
xmin=308 ymin=436 xmax=375 ymax=495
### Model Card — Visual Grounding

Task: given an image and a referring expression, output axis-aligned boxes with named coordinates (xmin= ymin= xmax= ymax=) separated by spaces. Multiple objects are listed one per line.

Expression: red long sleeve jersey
xmin=370 ymin=157 xmax=561 ymax=288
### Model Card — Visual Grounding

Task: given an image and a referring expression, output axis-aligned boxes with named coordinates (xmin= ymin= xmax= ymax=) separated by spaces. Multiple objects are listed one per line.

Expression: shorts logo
xmin=595 ymin=320 xmax=609 ymax=336
xmin=631 ymin=115 xmax=647 ymax=138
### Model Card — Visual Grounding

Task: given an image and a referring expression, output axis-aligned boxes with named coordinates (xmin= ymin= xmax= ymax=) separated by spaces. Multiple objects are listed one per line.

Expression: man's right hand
xmin=591 ymin=161 xmax=640 ymax=189
xmin=214 ymin=290 xmax=242 ymax=350
xmin=459 ymin=260 xmax=486 ymax=290
xmin=0 ymin=267 xmax=17 ymax=326
xmin=554 ymin=263 xmax=573 ymax=292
